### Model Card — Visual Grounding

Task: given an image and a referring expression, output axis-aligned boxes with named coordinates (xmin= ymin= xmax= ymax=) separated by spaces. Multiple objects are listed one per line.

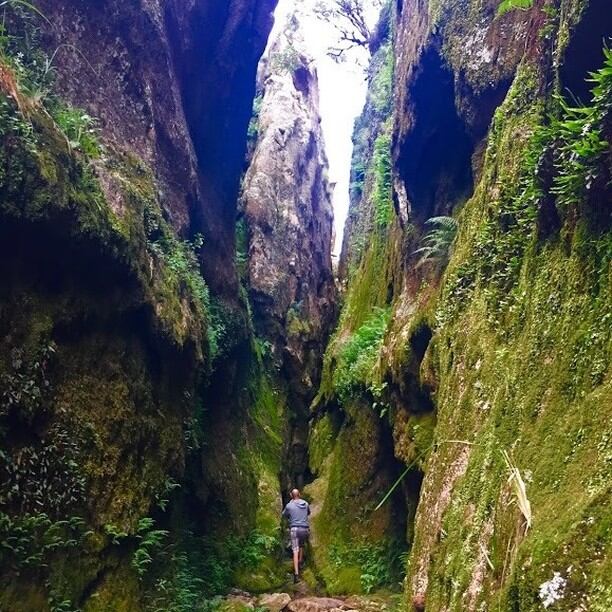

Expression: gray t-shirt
xmin=282 ymin=499 xmax=310 ymax=528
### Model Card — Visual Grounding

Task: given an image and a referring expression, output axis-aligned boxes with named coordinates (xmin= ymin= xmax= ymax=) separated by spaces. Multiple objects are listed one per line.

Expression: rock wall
xmin=315 ymin=0 xmax=611 ymax=606
xmin=240 ymin=21 xmax=336 ymax=489
xmin=0 ymin=0 xmax=278 ymax=609
xmin=306 ymin=7 xmax=413 ymax=594
xmin=35 ymin=0 xmax=276 ymax=298
xmin=388 ymin=1 xmax=612 ymax=610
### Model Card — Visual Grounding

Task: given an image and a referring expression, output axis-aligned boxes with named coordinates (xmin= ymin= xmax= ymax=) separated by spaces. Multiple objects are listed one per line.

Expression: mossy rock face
xmin=328 ymin=566 xmax=363 ymax=595
xmin=0 ymin=72 xmax=205 ymax=608
xmin=233 ymin=556 xmax=287 ymax=593
xmin=389 ymin=3 xmax=612 ymax=609
xmin=307 ymin=398 xmax=409 ymax=595
xmin=82 ymin=562 xmax=141 ymax=612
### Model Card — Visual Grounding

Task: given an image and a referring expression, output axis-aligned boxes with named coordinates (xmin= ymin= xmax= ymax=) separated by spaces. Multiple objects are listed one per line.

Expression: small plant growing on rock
xmin=52 ymin=106 xmax=101 ymax=157
xmin=333 ymin=306 xmax=390 ymax=401
xmin=132 ymin=517 xmax=169 ymax=577
xmin=414 ymin=216 xmax=458 ymax=268
xmin=496 ymin=0 xmax=533 ymax=18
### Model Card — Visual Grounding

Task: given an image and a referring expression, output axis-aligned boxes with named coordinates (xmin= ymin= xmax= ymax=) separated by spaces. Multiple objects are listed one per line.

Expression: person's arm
xmin=307 ymin=503 xmax=311 ymax=516
xmin=281 ymin=503 xmax=288 ymax=519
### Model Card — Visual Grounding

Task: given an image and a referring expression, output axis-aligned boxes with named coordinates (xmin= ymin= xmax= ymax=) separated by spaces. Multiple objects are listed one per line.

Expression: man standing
xmin=281 ymin=488 xmax=310 ymax=583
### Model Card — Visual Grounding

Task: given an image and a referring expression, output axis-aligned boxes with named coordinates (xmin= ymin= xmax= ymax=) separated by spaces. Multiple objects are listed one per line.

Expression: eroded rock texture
xmin=241 ymin=23 xmax=336 ymax=486
xmin=36 ymin=0 xmax=277 ymax=297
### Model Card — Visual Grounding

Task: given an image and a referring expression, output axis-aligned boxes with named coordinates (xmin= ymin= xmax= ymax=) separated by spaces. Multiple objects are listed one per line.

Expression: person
xmin=281 ymin=488 xmax=310 ymax=583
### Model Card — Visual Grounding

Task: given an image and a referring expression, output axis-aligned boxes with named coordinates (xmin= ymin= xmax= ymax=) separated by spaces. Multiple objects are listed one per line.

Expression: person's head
xmin=291 ymin=488 xmax=300 ymax=500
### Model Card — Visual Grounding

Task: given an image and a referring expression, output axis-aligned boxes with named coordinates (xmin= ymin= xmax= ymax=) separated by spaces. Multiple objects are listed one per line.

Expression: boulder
xmin=287 ymin=597 xmax=347 ymax=612
xmin=258 ymin=592 xmax=292 ymax=612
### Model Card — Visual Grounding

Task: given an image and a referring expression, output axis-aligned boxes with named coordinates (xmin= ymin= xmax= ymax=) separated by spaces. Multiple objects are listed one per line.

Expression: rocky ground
xmin=220 ymin=588 xmax=400 ymax=612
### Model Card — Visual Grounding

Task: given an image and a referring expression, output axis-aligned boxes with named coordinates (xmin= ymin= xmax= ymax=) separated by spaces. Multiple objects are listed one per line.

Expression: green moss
xmin=496 ymin=0 xmax=534 ymax=18
xmin=370 ymin=43 xmax=394 ymax=116
xmin=308 ymin=413 xmax=336 ymax=475
xmin=401 ymin=40 xmax=612 ymax=612
xmin=0 ymin=51 xmax=210 ymax=610
xmin=233 ymin=556 xmax=286 ymax=594
xmin=372 ymin=130 xmax=393 ymax=228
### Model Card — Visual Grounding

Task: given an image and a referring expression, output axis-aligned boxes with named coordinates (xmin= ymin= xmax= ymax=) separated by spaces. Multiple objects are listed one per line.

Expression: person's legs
xmin=293 ymin=548 xmax=300 ymax=576
xmin=297 ymin=528 xmax=309 ymax=571
xmin=290 ymin=528 xmax=300 ymax=579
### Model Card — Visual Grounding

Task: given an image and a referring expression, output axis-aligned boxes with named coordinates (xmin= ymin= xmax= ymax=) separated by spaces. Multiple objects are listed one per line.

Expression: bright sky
xmin=270 ymin=1 xmax=378 ymax=256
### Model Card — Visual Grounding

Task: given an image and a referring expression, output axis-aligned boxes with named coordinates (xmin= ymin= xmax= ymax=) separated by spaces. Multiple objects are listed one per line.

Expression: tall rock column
xmin=240 ymin=20 xmax=336 ymax=488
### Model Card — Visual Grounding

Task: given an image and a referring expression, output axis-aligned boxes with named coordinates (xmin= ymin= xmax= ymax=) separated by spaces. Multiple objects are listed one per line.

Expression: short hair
xmin=291 ymin=488 xmax=300 ymax=499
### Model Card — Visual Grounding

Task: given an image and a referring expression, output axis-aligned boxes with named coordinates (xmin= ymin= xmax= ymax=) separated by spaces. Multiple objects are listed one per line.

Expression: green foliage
xmin=496 ymin=0 xmax=533 ymax=18
xmin=414 ymin=216 xmax=458 ymax=268
xmin=0 ymin=513 xmax=91 ymax=569
xmin=155 ymin=477 xmax=181 ymax=512
xmin=0 ymin=94 xmax=37 ymax=157
xmin=235 ymin=217 xmax=249 ymax=281
xmin=0 ymin=343 xmax=87 ymax=516
xmin=0 ymin=6 xmax=100 ymax=159
xmin=132 ymin=517 xmax=169 ymax=577
xmin=333 ymin=307 xmax=391 ymax=401
xmin=173 ymin=529 xmax=281 ymax=598
xmin=247 ymin=94 xmax=263 ymax=143
xmin=442 ymin=46 xmax=612 ymax=329
xmin=370 ymin=43 xmax=394 ymax=115
xmin=147 ymin=228 xmax=234 ymax=363
xmin=350 ymin=158 xmax=366 ymax=201
xmin=147 ymin=229 xmax=216 ymax=351
xmin=547 ymin=47 xmax=612 ymax=211
xmin=328 ymin=540 xmax=403 ymax=593
xmin=0 ymin=3 xmax=53 ymax=101
xmin=253 ymin=337 xmax=274 ymax=363
xmin=372 ymin=132 xmax=393 ymax=227
xmin=105 ymin=517 xmax=169 ymax=578
xmin=226 ymin=529 xmax=279 ymax=571
xmin=104 ymin=523 xmax=128 ymax=545
xmin=0 ymin=342 xmax=55 ymax=419
xmin=142 ymin=529 xmax=225 ymax=612
xmin=51 ymin=105 xmax=101 ymax=158
xmin=207 ymin=296 xmax=245 ymax=364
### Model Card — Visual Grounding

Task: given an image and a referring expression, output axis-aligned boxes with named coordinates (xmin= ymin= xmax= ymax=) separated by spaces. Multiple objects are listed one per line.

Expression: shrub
xmin=372 ymin=132 xmax=393 ymax=227
xmin=333 ymin=307 xmax=391 ymax=401
xmin=496 ymin=0 xmax=533 ymax=18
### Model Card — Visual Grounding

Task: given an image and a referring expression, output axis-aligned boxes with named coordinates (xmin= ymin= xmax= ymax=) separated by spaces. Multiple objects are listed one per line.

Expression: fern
xmin=132 ymin=517 xmax=169 ymax=577
xmin=333 ymin=307 xmax=391 ymax=400
xmin=372 ymin=132 xmax=393 ymax=227
xmin=548 ymin=45 xmax=612 ymax=209
xmin=414 ymin=216 xmax=458 ymax=268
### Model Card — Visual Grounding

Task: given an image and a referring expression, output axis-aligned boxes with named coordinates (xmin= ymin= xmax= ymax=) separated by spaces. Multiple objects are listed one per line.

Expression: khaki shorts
xmin=290 ymin=527 xmax=309 ymax=552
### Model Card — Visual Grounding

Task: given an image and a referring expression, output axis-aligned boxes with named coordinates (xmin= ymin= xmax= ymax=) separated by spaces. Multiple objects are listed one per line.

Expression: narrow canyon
xmin=0 ymin=1 xmax=610 ymax=611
